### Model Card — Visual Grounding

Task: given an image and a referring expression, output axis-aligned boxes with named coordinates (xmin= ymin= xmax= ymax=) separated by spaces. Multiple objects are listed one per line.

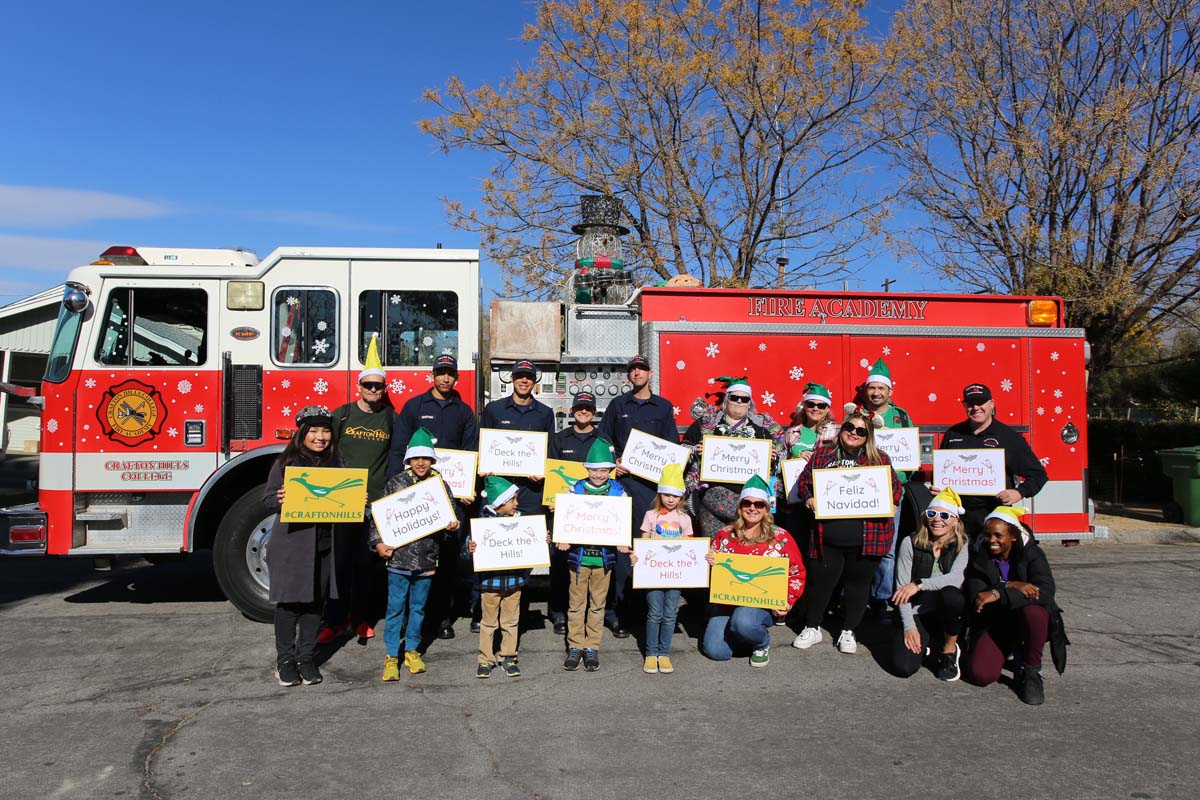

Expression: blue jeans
xmin=701 ymin=607 xmax=773 ymax=661
xmin=871 ymin=502 xmax=904 ymax=603
xmin=645 ymin=589 xmax=681 ymax=656
xmin=384 ymin=571 xmax=433 ymax=657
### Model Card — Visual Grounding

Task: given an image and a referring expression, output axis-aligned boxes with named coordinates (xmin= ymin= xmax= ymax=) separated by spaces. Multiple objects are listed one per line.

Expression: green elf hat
xmin=801 ymin=382 xmax=833 ymax=407
xmin=583 ymin=438 xmax=617 ymax=469
xmin=481 ymin=475 xmax=518 ymax=510
xmin=403 ymin=427 xmax=438 ymax=463
xmin=724 ymin=377 xmax=752 ymax=398
xmin=985 ymin=505 xmax=1027 ymax=527
xmin=928 ymin=486 xmax=965 ymax=516
xmin=865 ymin=358 xmax=893 ymax=389
xmin=657 ymin=463 xmax=685 ymax=497
xmin=739 ymin=474 xmax=771 ymax=503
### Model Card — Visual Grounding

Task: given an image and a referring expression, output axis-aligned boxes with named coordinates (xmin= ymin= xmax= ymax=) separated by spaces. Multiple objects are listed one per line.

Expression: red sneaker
xmin=316 ymin=626 xmax=338 ymax=645
xmin=355 ymin=622 xmax=375 ymax=639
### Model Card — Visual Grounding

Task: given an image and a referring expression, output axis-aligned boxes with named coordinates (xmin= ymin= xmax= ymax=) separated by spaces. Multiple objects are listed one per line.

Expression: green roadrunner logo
xmin=713 ymin=556 xmax=788 ymax=595
xmin=288 ymin=472 xmax=366 ymax=507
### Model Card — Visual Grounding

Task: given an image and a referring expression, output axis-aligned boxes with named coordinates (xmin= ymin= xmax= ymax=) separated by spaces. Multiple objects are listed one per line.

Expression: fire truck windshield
xmin=44 ymin=287 xmax=86 ymax=383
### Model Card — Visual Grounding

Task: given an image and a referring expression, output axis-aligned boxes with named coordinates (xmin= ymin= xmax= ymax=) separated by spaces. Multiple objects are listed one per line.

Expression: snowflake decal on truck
xmin=177 ymin=379 xmax=192 ymax=395
xmin=280 ymin=379 xmax=291 ymax=389
xmin=676 ymin=360 xmax=687 ymax=371
xmin=46 ymin=418 xmax=58 ymax=433
xmin=167 ymin=427 xmax=178 ymax=438
xmin=1000 ymin=378 xmax=1013 ymax=392
xmin=705 ymin=342 xmax=720 ymax=358
xmin=760 ymin=391 xmax=776 ymax=407
xmin=312 ymin=338 xmax=330 ymax=355
xmin=389 ymin=378 xmax=407 ymax=395
xmin=84 ymin=377 xmax=96 ymax=389
xmin=282 ymin=405 xmax=292 ymax=417
xmin=758 ymin=342 xmax=767 ymax=352
xmin=1050 ymin=351 xmax=1060 ymax=361
xmin=194 ymin=404 xmax=204 ymax=413
xmin=313 ymin=379 xmax=329 ymax=395
xmin=789 ymin=366 xmax=804 ymax=381
xmin=881 ymin=346 xmax=891 ymax=356
xmin=808 ymin=340 xmax=818 ymax=350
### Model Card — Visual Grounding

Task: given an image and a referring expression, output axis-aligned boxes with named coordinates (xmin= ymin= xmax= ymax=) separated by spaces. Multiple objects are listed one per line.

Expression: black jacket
xmin=964 ymin=533 xmax=1057 ymax=612
xmin=388 ymin=389 xmax=479 ymax=478
xmin=941 ymin=417 xmax=1048 ymax=510
xmin=367 ymin=468 xmax=458 ymax=572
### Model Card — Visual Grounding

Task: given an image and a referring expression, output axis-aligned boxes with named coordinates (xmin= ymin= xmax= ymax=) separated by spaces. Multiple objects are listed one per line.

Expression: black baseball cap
xmin=512 ymin=360 xmax=538 ymax=379
xmin=626 ymin=355 xmax=651 ymax=373
xmin=572 ymin=392 xmax=597 ymax=410
xmin=432 ymin=354 xmax=458 ymax=375
xmin=962 ymin=383 xmax=992 ymax=404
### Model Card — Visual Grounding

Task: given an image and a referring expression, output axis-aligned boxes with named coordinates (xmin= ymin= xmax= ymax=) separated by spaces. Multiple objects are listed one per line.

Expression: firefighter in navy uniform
xmin=388 ymin=354 xmax=479 ymax=640
xmin=597 ymin=355 xmax=679 ymax=638
xmin=545 ymin=391 xmax=600 ymax=635
xmin=941 ymin=383 xmax=1048 ymax=538
xmin=479 ymin=359 xmax=556 ymax=514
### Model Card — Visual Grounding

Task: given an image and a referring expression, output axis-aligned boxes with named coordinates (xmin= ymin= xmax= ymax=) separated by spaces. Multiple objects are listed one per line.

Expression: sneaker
xmin=934 ymin=645 xmax=961 ymax=682
xmin=438 ymin=625 xmax=456 ymax=640
xmin=773 ymin=616 xmax=787 ymax=626
xmin=469 ymin=619 xmax=481 ymax=634
xmin=1018 ymin=665 xmax=1045 ymax=706
xmin=657 ymin=656 xmax=675 ymax=674
xmin=404 ymin=651 xmax=427 ymax=675
xmin=792 ymin=627 xmax=823 ymax=650
xmin=476 ymin=661 xmax=495 ymax=679
xmin=275 ymin=658 xmax=301 ymax=687
xmin=355 ymin=622 xmax=375 ymax=639
xmin=836 ymin=630 xmax=858 ymax=654
xmin=643 ymin=656 xmax=659 ymax=674
xmin=381 ymin=655 xmax=400 ymax=682
xmin=316 ymin=626 xmax=338 ymax=645
xmin=582 ymin=648 xmax=600 ymax=672
xmin=500 ymin=657 xmax=521 ymax=677
xmin=297 ymin=660 xmax=323 ymax=685
xmin=563 ymin=647 xmax=583 ymax=671
xmin=750 ymin=646 xmax=770 ymax=668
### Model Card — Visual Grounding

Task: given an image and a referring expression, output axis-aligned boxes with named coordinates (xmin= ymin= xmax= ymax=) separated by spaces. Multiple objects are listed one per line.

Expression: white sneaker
xmin=836 ymin=629 xmax=858 ymax=654
xmin=792 ymin=627 xmax=823 ymax=650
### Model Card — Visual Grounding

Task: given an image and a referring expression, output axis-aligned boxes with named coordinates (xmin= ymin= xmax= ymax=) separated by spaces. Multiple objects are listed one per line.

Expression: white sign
xmin=470 ymin=515 xmax=551 ymax=572
xmin=370 ymin=478 xmax=458 ymax=548
xmin=812 ymin=465 xmax=895 ymax=519
xmin=620 ymin=428 xmax=690 ymax=483
xmin=875 ymin=427 xmax=921 ymax=471
xmin=699 ymin=435 xmax=772 ymax=484
xmin=632 ymin=538 xmax=711 ymax=589
xmin=434 ymin=448 xmax=478 ymax=500
xmin=551 ymin=493 xmax=633 ymax=547
xmin=781 ymin=457 xmax=808 ymax=504
xmin=933 ymin=449 xmax=1007 ymax=496
xmin=478 ymin=428 xmax=548 ymax=478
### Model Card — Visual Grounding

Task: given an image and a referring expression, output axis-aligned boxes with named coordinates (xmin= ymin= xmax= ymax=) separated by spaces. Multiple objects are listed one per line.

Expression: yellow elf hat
xmin=359 ymin=333 xmax=386 ymax=382
xmin=928 ymin=486 xmax=964 ymax=516
xmin=657 ymin=463 xmax=685 ymax=497
xmin=985 ymin=505 xmax=1027 ymax=526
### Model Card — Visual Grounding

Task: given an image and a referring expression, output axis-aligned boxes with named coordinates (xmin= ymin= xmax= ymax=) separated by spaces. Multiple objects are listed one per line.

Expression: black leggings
xmin=891 ymin=586 xmax=966 ymax=677
xmin=804 ymin=544 xmax=881 ymax=630
xmin=274 ymin=548 xmax=331 ymax=664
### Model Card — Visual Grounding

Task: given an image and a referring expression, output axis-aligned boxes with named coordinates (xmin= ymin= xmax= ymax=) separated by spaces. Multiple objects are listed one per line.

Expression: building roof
xmin=0 ymin=285 xmax=63 ymax=321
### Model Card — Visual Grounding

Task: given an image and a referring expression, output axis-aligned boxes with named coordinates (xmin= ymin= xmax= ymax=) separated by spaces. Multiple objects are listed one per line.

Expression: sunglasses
xmin=740 ymin=500 xmax=767 ymax=509
xmin=925 ymin=510 xmax=956 ymax=521
xmin=360 ymin=382 xmax=386 ymax=391
xmin=841 ymin=422 xmax=869 ymax=437
xmin=804 ymin=401 xmax=829 ymax=410
xmin=727 ymin=395 xmax=751 ymax=404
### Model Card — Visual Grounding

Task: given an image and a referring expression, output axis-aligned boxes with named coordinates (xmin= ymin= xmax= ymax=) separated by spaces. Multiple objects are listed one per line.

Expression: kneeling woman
xmin=890 ymin=487 xmax=968 ymax=681
xmin=702 ymin=476 xmax=805 ymax=667
xmin=963 ymin=507 xmax=1059 ymax=705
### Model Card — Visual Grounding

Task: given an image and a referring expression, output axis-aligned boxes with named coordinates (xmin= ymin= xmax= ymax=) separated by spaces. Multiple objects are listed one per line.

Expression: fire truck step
xmin=76 ymin=511 xmax=129 ymax=524
xmin=67 ymin=544 xmax=185 ymax=556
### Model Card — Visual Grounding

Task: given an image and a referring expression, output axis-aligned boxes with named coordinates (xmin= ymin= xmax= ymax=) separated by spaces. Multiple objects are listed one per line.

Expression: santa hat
xmin=739 ymin=474 xmax=771 ymax=503
xmin=657 ymin=463 xmax=685 ymax=497
xmin=928 ymin=486 xmax=965 ymax=516
xmin=403 ymin=427 xmax=438 ymax=463
xmin=583 ymin=438 xmax=617 ymax=469
xmin=723 ymin=377 xmax=752 ymax=398
xmin=865 ymin=358 xmax=892 ymax=389
xmin=481 ymin=475 xmax=518 ymax=511
xmin=359 ymin=333 xmax=387 ymax=383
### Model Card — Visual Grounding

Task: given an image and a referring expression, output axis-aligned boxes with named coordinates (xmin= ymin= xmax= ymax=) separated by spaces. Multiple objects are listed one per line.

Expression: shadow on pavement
xmin=61 ymin=553 xmax=227 ymax=606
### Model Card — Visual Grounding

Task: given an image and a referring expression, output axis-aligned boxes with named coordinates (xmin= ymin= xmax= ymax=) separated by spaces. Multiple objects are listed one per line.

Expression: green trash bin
xmin=1158 ymin=446 xmax=1200 ymax=526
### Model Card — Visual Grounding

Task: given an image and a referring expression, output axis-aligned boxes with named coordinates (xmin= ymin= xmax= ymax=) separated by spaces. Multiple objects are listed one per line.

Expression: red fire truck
xmin=2 ymin=242 xmax=1091 ymax=621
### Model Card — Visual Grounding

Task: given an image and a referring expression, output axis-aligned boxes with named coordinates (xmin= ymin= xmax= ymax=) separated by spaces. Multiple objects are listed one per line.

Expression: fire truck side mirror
xmin=64 ymin=287 xmax=88 ymax=313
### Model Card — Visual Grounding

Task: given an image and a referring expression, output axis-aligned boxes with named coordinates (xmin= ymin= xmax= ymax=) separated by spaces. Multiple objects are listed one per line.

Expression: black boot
xmin=1018 ymin=665 xmax=1044 ymax=705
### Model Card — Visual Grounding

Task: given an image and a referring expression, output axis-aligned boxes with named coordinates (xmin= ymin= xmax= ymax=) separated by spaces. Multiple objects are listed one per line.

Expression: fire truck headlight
xmin=1061 ymin=422 xmax=1079 ymax=445
xmin=64 ymin=287 xmax=89 ymax=313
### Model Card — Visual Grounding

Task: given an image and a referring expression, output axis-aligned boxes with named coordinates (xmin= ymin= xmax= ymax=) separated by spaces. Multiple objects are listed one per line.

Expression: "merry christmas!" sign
xmin=699 ymin=435 xmax=771 ymax=484
xmin=932 ymin=449 xmax=1007 ymax=496
xmin=433 ymin=448 xmax=478 ymax=500
xmin=551 ymin=493 xmax=632 ymax=547
xmin=874 ymin=428 xmax=921 ymax=471
xmin=620 ymin=429 xmax=690 ymax=483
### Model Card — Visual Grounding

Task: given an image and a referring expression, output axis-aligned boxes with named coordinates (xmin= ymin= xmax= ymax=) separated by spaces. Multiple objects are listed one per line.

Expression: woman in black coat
xmin=264 ymin=405 xmax=346 ymax=687
xmin=963 ymin=507 xmax=1060 ymax=705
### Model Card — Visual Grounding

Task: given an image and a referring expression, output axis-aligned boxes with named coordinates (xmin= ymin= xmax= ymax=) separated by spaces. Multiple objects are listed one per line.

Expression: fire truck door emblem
xmin=98 ymin=379 xmax=167 ymax=446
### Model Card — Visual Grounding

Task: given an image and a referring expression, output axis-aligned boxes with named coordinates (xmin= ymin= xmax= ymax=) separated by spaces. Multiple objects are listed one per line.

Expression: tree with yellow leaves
xmin=880 ymin=0 xmax=1200 ymax=374
xmin=421 ymin=0 xmax=888 ymax=296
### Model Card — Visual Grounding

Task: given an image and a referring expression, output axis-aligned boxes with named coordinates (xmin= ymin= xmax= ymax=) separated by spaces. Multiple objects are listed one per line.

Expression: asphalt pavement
xmin=1 ymin=536 xmax=1198 ymax=800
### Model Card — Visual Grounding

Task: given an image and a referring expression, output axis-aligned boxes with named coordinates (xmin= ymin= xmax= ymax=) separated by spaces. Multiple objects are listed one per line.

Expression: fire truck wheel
xmin=213 ymin=487 xmax=276 ymax=623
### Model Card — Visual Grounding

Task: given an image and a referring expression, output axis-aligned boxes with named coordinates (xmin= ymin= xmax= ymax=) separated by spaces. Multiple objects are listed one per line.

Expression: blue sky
xmin=0 ymin=0 xmax=921 ymax=306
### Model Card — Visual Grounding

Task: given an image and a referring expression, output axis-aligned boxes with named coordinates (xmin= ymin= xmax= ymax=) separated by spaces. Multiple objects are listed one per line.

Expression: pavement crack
xmin=136 ymin=701 xmax=215 ymax=800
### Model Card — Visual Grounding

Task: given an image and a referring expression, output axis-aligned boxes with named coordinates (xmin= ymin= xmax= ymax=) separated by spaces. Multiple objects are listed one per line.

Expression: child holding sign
xmin=265 ymin=405 xmax=347 ymax=687
xmin=468 ymin=476 xmax=528 ymax=679
xmin=629 ymin=464 xmax=694 ymax=674
xmin=369 ymin=428 xmax=461 ymax=681
xmin=558 ymin=439 xmax=629 ymax=673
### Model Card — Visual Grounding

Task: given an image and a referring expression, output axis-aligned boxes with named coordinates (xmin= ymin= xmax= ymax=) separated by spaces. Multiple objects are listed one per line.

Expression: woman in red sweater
xmin=702 ymin=475 xmax=805 ymax=668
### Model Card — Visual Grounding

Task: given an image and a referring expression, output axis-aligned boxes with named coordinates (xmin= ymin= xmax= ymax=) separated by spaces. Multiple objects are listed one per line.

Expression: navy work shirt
xmin=598 ymin=392 xmax=679 ymax=456
xmin=549 ymin=426 xmax=599 ymax=462
xmin=480 ymin=394 xmax=555 ymax=515
xmin=388 ymin=388 xmax=479 ymax=478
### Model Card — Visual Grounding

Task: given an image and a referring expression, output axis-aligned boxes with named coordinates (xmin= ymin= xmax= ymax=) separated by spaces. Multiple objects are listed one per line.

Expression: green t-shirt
xmin=789 ymin=426 xmax=819 ymax=459
xmin=877 ymin=403 xmax=914 ymax=485
xmin=337 ymin=403 xmax=392 ymax=501
xmin=580 ymin=479 xmax=611 ymax=567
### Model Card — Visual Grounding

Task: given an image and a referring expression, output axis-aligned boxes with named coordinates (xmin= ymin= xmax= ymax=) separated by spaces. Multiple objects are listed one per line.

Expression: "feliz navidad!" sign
xmin=812 ymin=465 xmax=894 ymax=519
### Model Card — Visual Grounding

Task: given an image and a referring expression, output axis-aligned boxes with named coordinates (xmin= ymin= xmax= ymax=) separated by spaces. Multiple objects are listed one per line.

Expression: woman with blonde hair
xmin=701 ymin=475 xmax=805 ymax=667
xmin=890 ymin=486 xmax=969 ymax=681
xmin=794 ymin=408 xmax=902 ymax=655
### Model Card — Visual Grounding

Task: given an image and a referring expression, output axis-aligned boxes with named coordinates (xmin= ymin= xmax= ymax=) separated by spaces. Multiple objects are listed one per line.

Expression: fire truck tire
xmin=213 ymin=487 xmax=276 ymax=623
